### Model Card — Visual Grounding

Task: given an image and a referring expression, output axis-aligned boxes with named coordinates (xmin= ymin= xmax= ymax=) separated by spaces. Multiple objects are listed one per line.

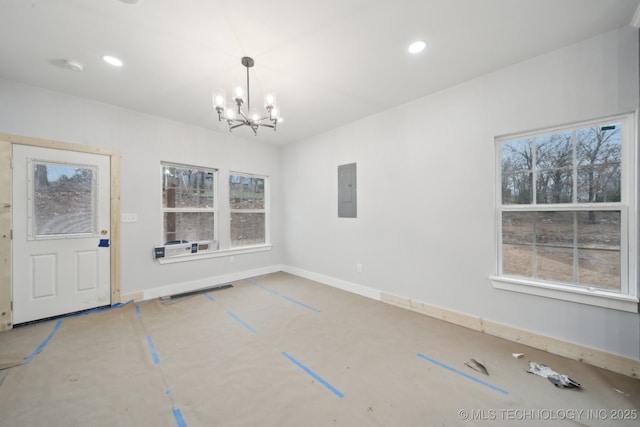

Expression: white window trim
xmin=229 ymin=171 xmax=270 ymax=248
xmin=157 ymin=244 xmax=272 ymax=264
xmin=157 ymin=169 xmax=272 ymax=263
xmin=160 ymin=161 xmax=218 ymax=245
xmin=491 ymin=112 xmax=638 ymax=313
xmin=489 ymin=277 xmax=638 ymax=313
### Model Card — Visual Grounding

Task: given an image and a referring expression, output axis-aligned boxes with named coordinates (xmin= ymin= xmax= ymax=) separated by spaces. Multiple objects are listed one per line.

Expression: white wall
xmin=0 ymin=79 xmax=283 ymax=298
xmin=281 ymin=26 xmax=640 ymax=359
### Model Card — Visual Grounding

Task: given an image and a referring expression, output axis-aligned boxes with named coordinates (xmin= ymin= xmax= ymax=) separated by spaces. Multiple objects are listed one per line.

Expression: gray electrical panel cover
xmin=338 ymin=163 xmax=357 ymax=218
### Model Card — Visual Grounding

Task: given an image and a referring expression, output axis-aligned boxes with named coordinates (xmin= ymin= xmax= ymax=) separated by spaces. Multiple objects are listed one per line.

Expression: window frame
xmin=490 ymin=113 xmax=638 ymax=313
xmin=229 ymin=171 xmax=270 ymax=248
xmin=29 ymin=160 xmax=98 ymax=240
xmin=160 ymin=161 xmax=218 ymax=246
xmin=157 ymin=164 xmax=272 ymax=264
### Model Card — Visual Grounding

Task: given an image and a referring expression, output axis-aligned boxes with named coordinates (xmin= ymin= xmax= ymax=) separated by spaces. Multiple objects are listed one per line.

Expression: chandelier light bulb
xmin=233 ymin=85 xmax=244 ymax=99
xmin=264 ymin=93 xmax=276 ymax=107
xmin=225 ymin=108 xmax=236 ymax=120
xmin=274 ymin=107 xmax=283 ymax=121
xmin=213 ymin=91 xmax=225 ymax=108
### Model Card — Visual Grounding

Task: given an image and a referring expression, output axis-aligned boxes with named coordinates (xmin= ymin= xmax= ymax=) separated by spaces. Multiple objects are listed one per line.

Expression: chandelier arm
xmin=238 ymin=109 xmax=250 ymax=122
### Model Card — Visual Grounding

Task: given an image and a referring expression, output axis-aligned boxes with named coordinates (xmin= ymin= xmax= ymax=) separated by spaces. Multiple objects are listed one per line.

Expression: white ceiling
xmin=0 ymin=0 xmax=638 ymax=145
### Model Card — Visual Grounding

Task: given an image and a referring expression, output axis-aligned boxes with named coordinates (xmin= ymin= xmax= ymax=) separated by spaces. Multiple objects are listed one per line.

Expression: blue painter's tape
xmin=146 ymin=336 xmax=160 ymax=364
xmin=62 ymin=301 xmax=129 ymax=320
xmin=98 ymin=239 xmax=109 ymax=247
xmin=280 ymin=295 xmax=321 ymax=312
xmin=135 ymin=305 xmax=142 ymax=320
xmin=172 ymin=408 xmax=187 ymax=427
xmin=417 ymin=353 xmax=509 ymax=395
xmin=282 ymin=352 xmax=344 ymax=398
xmin=245 ymin=278 xmax=279 ymax=295
xmin=259 ymin=285 xmax=279 ymax=295
xmin=23 ymin=319 xmax=62 ymax=365
xmin=227 ymin=311 xmax=257 ymax=334
xmin=204 ymin=293 xmax=215 ymax=302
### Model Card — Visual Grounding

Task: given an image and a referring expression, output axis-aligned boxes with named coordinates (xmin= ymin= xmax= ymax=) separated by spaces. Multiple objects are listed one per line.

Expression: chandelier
xmin=212 ymin=57 xmax=281 ymax=135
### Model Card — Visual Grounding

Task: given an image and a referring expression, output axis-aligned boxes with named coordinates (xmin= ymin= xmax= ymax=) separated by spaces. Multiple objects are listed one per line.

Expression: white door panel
xmin=12 ymin=145 xmax=111 ymax=324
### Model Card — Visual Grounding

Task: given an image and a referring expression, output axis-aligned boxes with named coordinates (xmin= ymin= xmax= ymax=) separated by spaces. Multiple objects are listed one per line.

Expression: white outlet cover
xmin=121 ymin=213 xmax=138 ymax=222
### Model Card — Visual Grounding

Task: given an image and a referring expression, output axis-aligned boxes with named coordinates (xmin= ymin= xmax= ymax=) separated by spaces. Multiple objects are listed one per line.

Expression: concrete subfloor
xmin=0 ymin=272 xmax=638 ymax=426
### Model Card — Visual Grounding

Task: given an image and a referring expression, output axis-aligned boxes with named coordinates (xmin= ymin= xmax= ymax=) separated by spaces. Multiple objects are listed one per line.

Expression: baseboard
xmin=282 ymin=265 xmax=381 ymax=300
xmin=120 ymin=292 xmax=143 ymax=303
xmin=380 ymin=292 xmax=639 ymax=379
xmin=138 ymin=264 xmax=284 ymax=301
xmin=278 ymin=267 xmax=638 ymax=378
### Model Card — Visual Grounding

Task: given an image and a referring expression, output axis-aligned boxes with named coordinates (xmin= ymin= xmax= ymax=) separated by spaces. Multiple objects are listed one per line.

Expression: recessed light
xmin=102 ymin=55 xmax=123 ymax=67
xmin=64 ymin=60 xmax=84 ymax=72
xmin=408 ymin=40 xmax=428 ymax=54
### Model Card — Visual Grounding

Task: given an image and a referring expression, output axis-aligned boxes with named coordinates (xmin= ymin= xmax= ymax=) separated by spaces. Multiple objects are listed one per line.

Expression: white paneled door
xmin=12 ymin=145 xmax=111 ymax=324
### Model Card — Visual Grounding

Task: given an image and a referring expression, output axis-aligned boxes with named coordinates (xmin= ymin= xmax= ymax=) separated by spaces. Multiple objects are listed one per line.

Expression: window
xmin=229 ymin=173 xmax=268 ymax=247
xmin=162 ymin=163 xmax=216 ymax=244
xmin=32 ymin=162 xmax=96 ymax=237
xmin=492 ymin=114 xmax=637 ymax=311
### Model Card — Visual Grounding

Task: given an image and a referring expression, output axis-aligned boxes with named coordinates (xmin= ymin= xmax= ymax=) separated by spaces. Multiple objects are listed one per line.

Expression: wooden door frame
xmin=0 ymin=133 xmax=121 ymax=331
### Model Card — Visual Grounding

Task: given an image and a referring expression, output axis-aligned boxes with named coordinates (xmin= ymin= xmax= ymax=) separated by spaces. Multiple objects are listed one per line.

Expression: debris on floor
xmin=614 ymin=388 xmax=630 ymax=397
xmin=465 ymin=358 xmax=489 ymax=375
xmin=527 ymin=361 xmax=581 ymax=388
xmin=512 ymin=353 xmax=524 ymax=359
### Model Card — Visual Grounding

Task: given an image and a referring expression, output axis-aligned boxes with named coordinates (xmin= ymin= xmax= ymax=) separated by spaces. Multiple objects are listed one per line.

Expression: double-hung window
xmin=491 ymin=114 xmax=638 ymax=312
xmin=229 ymin=173 xmax=268 ymax=247
xmin=161 ymin=162 xmax=217 ymax=244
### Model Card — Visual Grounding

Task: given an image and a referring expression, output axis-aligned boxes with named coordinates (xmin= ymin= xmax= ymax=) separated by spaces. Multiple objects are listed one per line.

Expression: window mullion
xmin=532 ymin=137 xmax=537 ymax=205
xmin=572 ymin=211 xmax=579 ymax=285
xmin=572 ymin=129 xmax=578 ymax=204
xmin=532 ymin=212 xmax=538 ymax=279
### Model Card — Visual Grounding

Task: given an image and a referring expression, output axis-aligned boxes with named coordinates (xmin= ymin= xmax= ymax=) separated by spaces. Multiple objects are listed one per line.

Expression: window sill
xmin=157 ymin=244 xmax=272 ymax=264
xmin=489 ymin=276 xmax=639 ymax=313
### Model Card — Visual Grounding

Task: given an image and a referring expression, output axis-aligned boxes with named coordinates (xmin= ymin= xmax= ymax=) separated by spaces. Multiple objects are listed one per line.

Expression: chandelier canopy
xmin=212 ymin=57 xmax=281 ymax=135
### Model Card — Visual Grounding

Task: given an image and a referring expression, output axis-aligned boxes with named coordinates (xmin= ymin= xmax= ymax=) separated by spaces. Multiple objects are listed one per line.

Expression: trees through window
xmin=498 ymin=117 xmax=630 ymax=293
